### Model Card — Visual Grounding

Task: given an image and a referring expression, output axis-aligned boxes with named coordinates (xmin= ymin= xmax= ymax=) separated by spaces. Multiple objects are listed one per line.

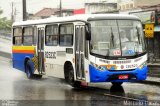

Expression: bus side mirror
xmin=85 ymin=23 xmax=91 ymax=40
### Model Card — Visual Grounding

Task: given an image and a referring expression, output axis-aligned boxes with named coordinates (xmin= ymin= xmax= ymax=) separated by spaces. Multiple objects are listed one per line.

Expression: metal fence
xmin=147 ymin=32 xmax=160 ymax=63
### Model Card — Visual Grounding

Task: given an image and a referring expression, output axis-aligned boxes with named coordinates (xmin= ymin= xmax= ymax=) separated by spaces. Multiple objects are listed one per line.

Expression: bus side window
xmin=59 ymin=24 xmax=73 ymax=46
xmin=13 ymin=27 xmax=23 ymax=45
xmin=23 ymin=27 xmax=33 ymax=46
xmin=45 ymin=25 xmax=58 ymax=46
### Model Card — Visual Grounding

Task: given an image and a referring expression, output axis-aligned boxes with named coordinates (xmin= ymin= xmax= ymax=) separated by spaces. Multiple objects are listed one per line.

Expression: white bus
xmin=12 ymin=14 xmax=148 ymax=87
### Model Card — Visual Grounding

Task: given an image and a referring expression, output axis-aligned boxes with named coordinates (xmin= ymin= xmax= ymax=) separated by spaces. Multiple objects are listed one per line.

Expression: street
xmin=0 ymin=58 xmax=160 ymax=106
xmin=1 ymin=0 xmax=160 ymax=106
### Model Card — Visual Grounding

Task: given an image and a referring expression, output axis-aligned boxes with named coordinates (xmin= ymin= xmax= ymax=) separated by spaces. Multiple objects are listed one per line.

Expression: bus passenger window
xmin=23 ymin=27 xmax=33 ymax=46
xmin=45 ymin=25 xmax=58 ymax=46
xmin=13 ymin=28 xmax=22 ymax=45
xmin=60 ymin=24 xmax=73 ymax=46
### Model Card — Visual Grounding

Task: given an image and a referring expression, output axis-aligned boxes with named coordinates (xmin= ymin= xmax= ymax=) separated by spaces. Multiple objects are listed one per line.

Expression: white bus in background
xmin=12 ymin=14 xmax=148 ymax=88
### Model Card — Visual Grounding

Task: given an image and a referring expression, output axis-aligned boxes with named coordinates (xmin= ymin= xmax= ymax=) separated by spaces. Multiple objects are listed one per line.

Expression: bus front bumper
xmin=89 ymin=65 xmax=148 ymax=83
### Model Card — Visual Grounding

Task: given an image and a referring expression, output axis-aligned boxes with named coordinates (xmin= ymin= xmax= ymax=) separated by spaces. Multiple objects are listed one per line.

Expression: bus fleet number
xmin=45 ymin=52 xmax=56 ymax=59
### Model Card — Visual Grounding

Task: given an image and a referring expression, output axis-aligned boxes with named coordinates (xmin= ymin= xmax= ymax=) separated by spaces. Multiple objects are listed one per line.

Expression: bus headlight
xmin=90 ymin=62 xmax=105 ymax=71
xmin=138 ymin=62 xmax=147 ymax=69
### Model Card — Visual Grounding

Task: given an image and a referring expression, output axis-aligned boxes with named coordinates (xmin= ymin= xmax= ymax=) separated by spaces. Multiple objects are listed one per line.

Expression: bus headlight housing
xmin=138 ymin=62 xmax=147 ymax=69
xmin=90 ymin=62 xmax=105 ymax=71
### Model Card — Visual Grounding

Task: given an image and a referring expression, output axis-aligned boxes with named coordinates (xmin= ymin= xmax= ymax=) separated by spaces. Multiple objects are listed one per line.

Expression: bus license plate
xmin=118 ymin=75 xmax=128 ymax=80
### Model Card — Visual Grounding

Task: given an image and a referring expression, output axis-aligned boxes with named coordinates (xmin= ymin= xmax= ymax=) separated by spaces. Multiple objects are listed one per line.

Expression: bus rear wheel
xmin=111 ymin=82 xmax=123 ymax=86
xmin=25 ymin=60 xmax=34 ymax=79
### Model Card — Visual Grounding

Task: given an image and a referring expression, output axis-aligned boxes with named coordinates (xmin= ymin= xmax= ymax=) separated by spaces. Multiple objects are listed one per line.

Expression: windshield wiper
xmin=107 ymin=28 xmax=114 ymax=57
xmin=136 ymin=27 xmax=141 ymax=44
xmin=110 ymin=27 xmax=114 ymax=48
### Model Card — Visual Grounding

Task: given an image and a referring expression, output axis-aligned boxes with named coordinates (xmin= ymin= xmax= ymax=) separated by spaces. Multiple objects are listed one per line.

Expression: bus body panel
xmin=89 ymin=65 xmax=148 ymax=82
xmin=12 ymin=46 xmax=35 ymax=72
xmin=89 ymin=54 xmax=148 ymax=82
xmin=12 ymin=14 xmax=148 ymax=84
xmin=44 ymin=46 xmax=66 ymax=78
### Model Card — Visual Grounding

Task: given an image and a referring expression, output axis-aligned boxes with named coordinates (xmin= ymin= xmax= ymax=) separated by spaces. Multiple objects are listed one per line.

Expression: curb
xmin=148 ymin=64 xmax=160 ymax=67
xmin=138 ymin=80 xmax=160 ymax=85
xmin=0 ymin=56 xmax=11 ymax=63
xmin=0 ymin=51 xmax=11 ymax=59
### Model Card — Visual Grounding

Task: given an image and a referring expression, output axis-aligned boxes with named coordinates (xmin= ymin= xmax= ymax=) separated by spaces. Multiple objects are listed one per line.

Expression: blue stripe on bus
xmin=12 ymin=53 xmax=34 ymax=72
xmin=89 ymin=65 xmax=148 ymax=83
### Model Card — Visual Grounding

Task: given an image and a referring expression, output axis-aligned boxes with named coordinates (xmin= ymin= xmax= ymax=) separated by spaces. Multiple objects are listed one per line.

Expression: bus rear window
xmin=13 ymin=28 xmax=22 ymax=45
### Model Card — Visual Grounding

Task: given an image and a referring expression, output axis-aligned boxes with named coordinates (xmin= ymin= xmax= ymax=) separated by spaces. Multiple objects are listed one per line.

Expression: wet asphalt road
xmin=0 ymin=59 xmax=160 ymax=106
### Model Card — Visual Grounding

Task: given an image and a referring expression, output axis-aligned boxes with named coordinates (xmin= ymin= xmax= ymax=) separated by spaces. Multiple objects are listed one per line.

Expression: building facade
xmin=53 ymin=9 xmax=74 ymax=17
xmin=119 ymin=0 xmax=160 ymax=11
xmin=119 ymin=0 xmax=134 ymax=11
xmin=33 ymin=8 xmax=58 ymax=19
xmin=85 ymin=2 xmax=118 ymax=14
xmin=32 ymin=8 xmax=74 ymax=19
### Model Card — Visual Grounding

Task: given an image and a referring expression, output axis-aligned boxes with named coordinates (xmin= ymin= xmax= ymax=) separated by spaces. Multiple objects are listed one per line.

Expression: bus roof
xmin=13 ymin=14 xmax=140 ymax=26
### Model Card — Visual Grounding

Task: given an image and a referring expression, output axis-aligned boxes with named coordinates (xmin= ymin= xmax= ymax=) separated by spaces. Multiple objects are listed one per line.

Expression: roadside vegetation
xmin=0 ymin=7 xmax=12 ymax=36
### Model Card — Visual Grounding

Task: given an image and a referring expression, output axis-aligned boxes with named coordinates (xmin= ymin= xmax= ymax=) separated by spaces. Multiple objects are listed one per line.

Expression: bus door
xmin=37 ymin=27 xmax=45 ymax=74
xmin=75 ymin=26 xmax=85 ymax=80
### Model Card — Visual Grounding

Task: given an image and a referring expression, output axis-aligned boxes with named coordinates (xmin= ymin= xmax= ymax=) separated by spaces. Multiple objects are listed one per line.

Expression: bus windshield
xmin=89 ymin=20 xmax=146 ymax=57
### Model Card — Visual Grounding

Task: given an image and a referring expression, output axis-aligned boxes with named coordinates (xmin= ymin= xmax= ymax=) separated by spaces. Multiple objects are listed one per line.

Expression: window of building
xmin=23 ymin=27 xmax=33 ymax=45
xmin=120 ymin=6 xmax=122 ymax=10
xmin=130 ymin=3 xmax=133 ymax=8
xmin=60 ymin=24 xmax=73 ymax=46
xmin=45 ymin=25 xmax=58 ymax=46
xmin=126 ymin=4 xmax=129 ymax=9
xmin=122 ymin=5 xmax=125 ymax=10
xmin=13 ymin=27 xmax=22 ymax=45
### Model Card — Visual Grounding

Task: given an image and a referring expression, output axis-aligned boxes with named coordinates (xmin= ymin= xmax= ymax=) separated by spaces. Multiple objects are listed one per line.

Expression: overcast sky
xmin=0 ymin=0 xmax=117 ymax=21
xmin=0 ymin=0 xmax=87 ymax=21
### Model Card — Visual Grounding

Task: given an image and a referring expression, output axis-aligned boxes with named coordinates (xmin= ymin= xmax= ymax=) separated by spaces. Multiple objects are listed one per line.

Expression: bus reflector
xmin=81 ymin=82 xmax=88 ymax=87
xmin=72 ymin=58 xmax=75 ymax=63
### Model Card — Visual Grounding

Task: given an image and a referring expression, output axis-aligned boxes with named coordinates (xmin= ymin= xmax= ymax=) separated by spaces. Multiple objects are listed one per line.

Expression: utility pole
xmin=11 ymin=2 xmax=14 ymax=22
xmin=14 ymin=8 xmax=17 ymax=22
xmin=22 ymin=0 xmax=27 ymax=21
xmin=59 ymin=0 xmax=62 ymax=17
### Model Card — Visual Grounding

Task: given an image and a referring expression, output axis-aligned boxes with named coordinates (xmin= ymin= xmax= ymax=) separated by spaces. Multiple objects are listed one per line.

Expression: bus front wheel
xmin=111 ymin=82 xmax=123 ymax=86
xmin=25 ymin=60 xmax=34 ymax=79
xmin=66 ymin=65 xmax=81 ymax=88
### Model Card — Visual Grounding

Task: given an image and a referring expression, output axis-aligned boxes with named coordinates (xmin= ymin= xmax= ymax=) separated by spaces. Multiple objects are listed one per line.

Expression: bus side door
xmin=75 ymin=26 xmax=86 ymax=80
xmin=37 ymin=27 xmax=45 ymax=74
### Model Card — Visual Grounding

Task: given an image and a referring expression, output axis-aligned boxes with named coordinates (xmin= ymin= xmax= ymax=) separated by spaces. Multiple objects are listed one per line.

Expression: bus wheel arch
xmin=111 ymin=82 xmax=123 ymax=86
xmin=24 ymin=58 xmax=34 ymax=79
xmin=64 ymin=61 xmax=81 ymax=88
xmin=64 ymin=61 xmax=73 ymax=81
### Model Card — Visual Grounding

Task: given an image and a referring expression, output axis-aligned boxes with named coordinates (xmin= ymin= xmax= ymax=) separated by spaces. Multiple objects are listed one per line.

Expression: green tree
xmin=0 ymin=7 xmax=12 ymax=32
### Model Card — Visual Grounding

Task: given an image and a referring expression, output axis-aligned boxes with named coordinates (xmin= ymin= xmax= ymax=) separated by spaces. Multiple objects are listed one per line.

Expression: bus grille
xmin=108 ymin=69 xmax=135 ymax=72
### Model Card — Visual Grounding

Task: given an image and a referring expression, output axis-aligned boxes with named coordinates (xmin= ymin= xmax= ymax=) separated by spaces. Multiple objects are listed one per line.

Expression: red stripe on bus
xmin=12 ymin=50 xmax=34 ymax=54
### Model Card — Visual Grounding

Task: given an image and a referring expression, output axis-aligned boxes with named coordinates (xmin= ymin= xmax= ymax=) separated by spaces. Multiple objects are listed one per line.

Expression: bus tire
xmin=25 ymin=60 xmax=34 ymax=79
xmin=34 ymin=74 xmax=42 ymax=79
xmin=67 ymin=66 xmax=81 ymax=88
xmin=111 ymin=82 xmax=123 ymax=86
